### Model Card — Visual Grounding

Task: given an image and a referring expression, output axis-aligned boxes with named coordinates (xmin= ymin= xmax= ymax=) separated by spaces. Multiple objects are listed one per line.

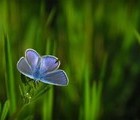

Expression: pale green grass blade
xmin=91 ymin=81 xmax=102 ymax=120
xmin=42 ymin=39 xmax=55 ymax=120
xmin=84 ymin=67 xmax=90 ymax=120
xmin=4 ymin=35 xmax=16 ymax=114
xmin=134 ymin=29 xmax=140 ymax=44
xmin=43 ymin=87 xmax=53 ymax=120
xmin=1 ymin=100 xmax=10 ymax=120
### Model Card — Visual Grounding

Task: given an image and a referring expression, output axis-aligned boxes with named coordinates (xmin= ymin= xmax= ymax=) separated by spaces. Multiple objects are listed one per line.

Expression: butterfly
xmin=17 ymin=49 xmax=69 ymax=86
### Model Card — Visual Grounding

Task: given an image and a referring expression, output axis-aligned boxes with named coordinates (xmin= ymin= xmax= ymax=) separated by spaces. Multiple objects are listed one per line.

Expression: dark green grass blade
xmin=0 ymin=102 xmax=1 ymax=116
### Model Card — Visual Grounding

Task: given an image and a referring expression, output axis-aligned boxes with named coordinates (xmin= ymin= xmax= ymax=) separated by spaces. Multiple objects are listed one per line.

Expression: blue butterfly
xmin=17 ymin=49 xmax=69 ymax=86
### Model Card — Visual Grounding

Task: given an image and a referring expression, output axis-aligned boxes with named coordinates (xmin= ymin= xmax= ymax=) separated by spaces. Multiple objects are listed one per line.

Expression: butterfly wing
xmin=17 ymin=57 xmax=34 ymax=79
xmin=39 ymin=55 xmax=60 ymax=74
xmin=25 ymin=49 xmax=40 ymax=71
xmin=40 ymin=70 xmax=69 ymax=86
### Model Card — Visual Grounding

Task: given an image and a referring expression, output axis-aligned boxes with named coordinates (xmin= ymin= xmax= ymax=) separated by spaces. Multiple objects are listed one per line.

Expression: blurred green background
xmin=0 ymin=0 xmax=140 ymax=120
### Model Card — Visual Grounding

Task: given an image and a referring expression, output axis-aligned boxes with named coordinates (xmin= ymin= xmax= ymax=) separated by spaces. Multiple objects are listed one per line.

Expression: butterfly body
xmin=32 ymin=69 xmax=40 ymax=80
xmin=17 ymin=49 xmax=69 ymax=86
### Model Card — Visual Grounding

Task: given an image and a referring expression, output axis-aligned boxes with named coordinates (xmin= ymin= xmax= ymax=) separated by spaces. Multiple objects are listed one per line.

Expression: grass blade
xmin=1 ymin=100 xmax=10 ymax=120
xmin=91 ymin=81 xmax=102 ymax=120
xmin=43 ymin=87 xmax=53 ymax=120
xmin=31 ymin=85 xmax=50 ymax=102
xmin=0 ymin=102 xmax=1 ymax=116
xmin=4 ymin=34 xmax=16 ymax=114
xmin=84 ymin=67 xmax=90 ymax=120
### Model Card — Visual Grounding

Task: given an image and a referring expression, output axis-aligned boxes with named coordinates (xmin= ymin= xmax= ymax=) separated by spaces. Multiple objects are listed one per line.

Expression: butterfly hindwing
xmin=40 ymin=70 xmax=69 ymax=86
xmin=17 ymin=57 xmax=34 ymax=79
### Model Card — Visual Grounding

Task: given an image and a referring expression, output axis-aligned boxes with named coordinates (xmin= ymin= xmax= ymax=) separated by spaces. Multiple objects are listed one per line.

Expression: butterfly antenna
xmin=55 ymin=59 xmax=59 ymax=63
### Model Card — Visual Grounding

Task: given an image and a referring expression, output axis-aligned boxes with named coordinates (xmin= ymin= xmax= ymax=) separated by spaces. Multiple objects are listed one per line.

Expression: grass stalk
xmin=4 ymin=34 xmax=16 ymax=114
xmin=42 ymin=39 xmax=55 ymax=120
xmin=42 ymin=87 xmax=53 ymax=120
xmin=84 ymin=67 xmax=90 ymax=120
xmin=1 ymin=100 xmax=9 ymax=120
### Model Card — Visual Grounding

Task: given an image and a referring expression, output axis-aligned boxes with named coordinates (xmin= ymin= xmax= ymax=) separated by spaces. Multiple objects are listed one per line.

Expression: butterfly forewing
xmin=25 ymin=49 xmax=40 ymax=70
xmin=40 ymin=70 xmax=69 ymax=86
xmin=39 ymin=55 xmax=60 ymax=74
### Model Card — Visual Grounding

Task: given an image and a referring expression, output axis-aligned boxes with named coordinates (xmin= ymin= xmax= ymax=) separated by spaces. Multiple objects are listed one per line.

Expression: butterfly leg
xmin=33 ymin=80 xmax=40 ymax=88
